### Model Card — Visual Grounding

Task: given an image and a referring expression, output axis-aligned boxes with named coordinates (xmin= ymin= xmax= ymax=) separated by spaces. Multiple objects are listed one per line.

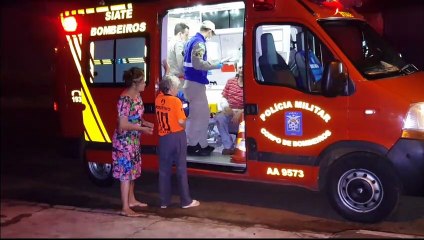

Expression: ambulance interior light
xmin=62 ymin=16 xmax=77 ymax=32
xmin=253 ymin=0 xmax=275 ymax=11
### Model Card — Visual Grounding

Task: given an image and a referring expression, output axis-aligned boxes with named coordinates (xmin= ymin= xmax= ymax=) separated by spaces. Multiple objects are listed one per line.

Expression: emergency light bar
xmin=253 ymin=0 xmax=275 ymax=11
xmin=321 ymin=0 xmax=343 ymax=10
xmin=309 ymin=0 xmax=344 ymax=10
xmin=314 ymin=0 xmax=363 ymax=9
xmin=62 ymin=16 xmax=77 ymax=32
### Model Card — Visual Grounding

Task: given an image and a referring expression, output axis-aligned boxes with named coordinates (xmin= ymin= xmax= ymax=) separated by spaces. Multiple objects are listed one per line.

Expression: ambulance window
xmin=89 ymin=37 xmax=147 ymax=85
xmin=255 ymin=24 xmax=334 ymax=93
xmin=320 ymin=20 xmax=407 ymax=79
xmin=90 ymin=40 xmax=114 ymax=83
xmin=116 ymin=38 xmax=146 ymax=84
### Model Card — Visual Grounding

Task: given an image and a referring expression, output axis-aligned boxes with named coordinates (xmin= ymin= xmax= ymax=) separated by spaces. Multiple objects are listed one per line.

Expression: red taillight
xmin=53 ymin=101 xmax=59 ymax=111
xmin=253 ymin=0 xmax=275 ymax=11
xmin=62 ymin=16 xmax=77 ymax=32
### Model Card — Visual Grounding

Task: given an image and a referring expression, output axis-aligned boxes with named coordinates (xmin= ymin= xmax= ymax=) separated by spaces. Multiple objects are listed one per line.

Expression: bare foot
xmin=120 ymin=208 xmax=143 ymax=217
xmin=129 ymin=200 xmax=148 ymax=208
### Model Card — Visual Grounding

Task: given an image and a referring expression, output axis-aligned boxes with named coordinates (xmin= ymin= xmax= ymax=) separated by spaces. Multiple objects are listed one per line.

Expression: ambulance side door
xmin=244 ymin=23 xmax=349 ymax=182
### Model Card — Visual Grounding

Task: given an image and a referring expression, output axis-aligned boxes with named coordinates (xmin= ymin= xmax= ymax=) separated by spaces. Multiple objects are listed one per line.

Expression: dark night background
xmin=1 ymin=0 xmax=423 ymax=111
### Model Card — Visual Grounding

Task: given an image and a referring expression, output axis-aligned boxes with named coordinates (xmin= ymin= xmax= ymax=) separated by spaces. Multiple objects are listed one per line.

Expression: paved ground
xmin=1 ymin=199 xmax=422 ymax=238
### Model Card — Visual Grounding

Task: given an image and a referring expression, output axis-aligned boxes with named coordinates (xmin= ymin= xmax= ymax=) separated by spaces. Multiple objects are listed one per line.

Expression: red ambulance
xmin=55 ymin=0 xmax=424 ymax=223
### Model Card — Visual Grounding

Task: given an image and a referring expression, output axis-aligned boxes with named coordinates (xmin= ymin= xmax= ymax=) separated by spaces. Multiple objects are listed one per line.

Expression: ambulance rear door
xmin=80 ymin=2 xmax=160 ymax=168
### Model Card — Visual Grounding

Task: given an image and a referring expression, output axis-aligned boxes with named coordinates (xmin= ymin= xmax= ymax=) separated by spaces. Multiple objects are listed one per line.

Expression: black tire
xmin=81 ymin=140 xmax=114 ymax=187
xmin=326 ymin=152 xmax=401 ymax=223
xmin=86 ymin=161 xmax=114 ymax=187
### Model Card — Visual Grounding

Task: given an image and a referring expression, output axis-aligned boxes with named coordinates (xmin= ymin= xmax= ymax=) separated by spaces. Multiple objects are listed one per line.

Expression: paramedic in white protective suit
xmin=183 ymin=20 xmax=223 ymax=156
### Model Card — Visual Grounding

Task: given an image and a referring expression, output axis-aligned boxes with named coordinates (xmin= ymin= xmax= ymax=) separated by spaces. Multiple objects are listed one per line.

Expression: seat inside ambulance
xmin=289 ymin=31 xmax=323 ymax=91
xmin=258 ymin=33 xmax=296 ymax=87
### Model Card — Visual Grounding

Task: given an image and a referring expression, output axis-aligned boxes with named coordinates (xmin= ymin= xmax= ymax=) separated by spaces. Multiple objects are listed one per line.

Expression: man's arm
xmin=175 ymin=41 xmax=185 ymax=77
xmin=162 ymin=59 xmax=170 ymax=75
xmin=191 ymin=42 xmax=221 ymax=71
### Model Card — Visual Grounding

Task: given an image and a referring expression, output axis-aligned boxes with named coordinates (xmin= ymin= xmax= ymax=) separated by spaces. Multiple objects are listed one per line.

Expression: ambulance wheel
xmin=326 ymin=153 xmax=401 ymax=223
xmin=81 ymin=141 xmax=114 ymax=187
xmin=86 ymin=161 xmax=114 ymax=187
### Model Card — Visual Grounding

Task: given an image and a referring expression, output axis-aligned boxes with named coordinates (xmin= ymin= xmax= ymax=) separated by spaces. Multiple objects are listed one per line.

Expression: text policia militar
xmin=260 ymin=100 xmax=332 ymax=147
xmin=260 ymin=100 xmax=331 ymax=122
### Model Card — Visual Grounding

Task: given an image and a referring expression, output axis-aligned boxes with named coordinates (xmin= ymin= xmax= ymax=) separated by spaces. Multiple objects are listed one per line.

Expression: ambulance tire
xmin=326 ymin=153 xmax=401 ymax=223
xmin=81 ymin=140 xmax=114 ymax=187
xmin=86 ymin=161 xmax=114 ymax=187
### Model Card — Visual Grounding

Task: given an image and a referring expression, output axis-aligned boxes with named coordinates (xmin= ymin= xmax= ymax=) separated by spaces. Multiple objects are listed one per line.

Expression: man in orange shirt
xmin=155 ymin=75 xmax=200 ymax=209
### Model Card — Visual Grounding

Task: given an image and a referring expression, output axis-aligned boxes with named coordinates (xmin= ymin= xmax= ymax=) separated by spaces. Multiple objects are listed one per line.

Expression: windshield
xmin=319 ymin=20 xmax=419 ymax=80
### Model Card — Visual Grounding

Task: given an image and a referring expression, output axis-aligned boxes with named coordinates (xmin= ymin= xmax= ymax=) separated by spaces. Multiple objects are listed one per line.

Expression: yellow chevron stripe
xmin=81 ymin=88 xmax=107 ymax=142
xmin=66 ymin=35 xmax=111 ymax=143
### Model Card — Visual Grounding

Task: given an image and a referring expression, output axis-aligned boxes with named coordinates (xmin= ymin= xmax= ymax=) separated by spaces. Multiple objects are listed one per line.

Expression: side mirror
xmin=321 ymin=61 xmax=349 ymax=97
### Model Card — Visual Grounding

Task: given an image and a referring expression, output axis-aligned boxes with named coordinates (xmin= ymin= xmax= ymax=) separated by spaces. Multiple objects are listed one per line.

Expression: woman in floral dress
xmin=112 ymin=67 xmax=154 ymax=217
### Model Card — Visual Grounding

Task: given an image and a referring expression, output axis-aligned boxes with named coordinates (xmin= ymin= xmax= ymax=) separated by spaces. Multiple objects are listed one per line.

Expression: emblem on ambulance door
xmin=285 ymin=111 xmax=302 ymax=136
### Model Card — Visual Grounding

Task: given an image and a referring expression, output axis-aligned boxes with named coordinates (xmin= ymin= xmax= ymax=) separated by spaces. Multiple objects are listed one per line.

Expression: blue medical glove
xmin=216 ymin=63 xmax=223 ymax=69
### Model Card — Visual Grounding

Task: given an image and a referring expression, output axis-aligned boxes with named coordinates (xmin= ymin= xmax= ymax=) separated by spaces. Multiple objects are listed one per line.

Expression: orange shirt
xmin=155 ymin=92 xmax=186 ymax=136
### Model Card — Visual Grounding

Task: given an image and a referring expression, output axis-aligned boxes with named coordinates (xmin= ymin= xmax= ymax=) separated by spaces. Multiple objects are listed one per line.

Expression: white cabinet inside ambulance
xmin=54 ymin=0 xmax=424 ymax=223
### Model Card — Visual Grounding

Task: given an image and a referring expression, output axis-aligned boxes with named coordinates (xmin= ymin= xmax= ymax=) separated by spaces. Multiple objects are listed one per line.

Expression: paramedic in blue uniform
xmin=183 ymin=20 xmax=223 ymax=156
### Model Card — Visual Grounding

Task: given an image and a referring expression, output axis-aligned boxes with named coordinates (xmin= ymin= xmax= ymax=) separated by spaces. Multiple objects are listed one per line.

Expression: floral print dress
xmin=112 ymin=95 xmax=145 ymax=181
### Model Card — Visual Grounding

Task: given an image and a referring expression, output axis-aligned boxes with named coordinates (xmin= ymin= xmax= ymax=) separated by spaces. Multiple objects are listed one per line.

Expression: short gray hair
xmin=159 ymin=75 xmax=179 ymax=94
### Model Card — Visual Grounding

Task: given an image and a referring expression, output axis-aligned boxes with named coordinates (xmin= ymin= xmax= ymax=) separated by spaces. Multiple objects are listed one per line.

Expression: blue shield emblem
xmin=285 ymin=111 xmax=302 ymax=136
